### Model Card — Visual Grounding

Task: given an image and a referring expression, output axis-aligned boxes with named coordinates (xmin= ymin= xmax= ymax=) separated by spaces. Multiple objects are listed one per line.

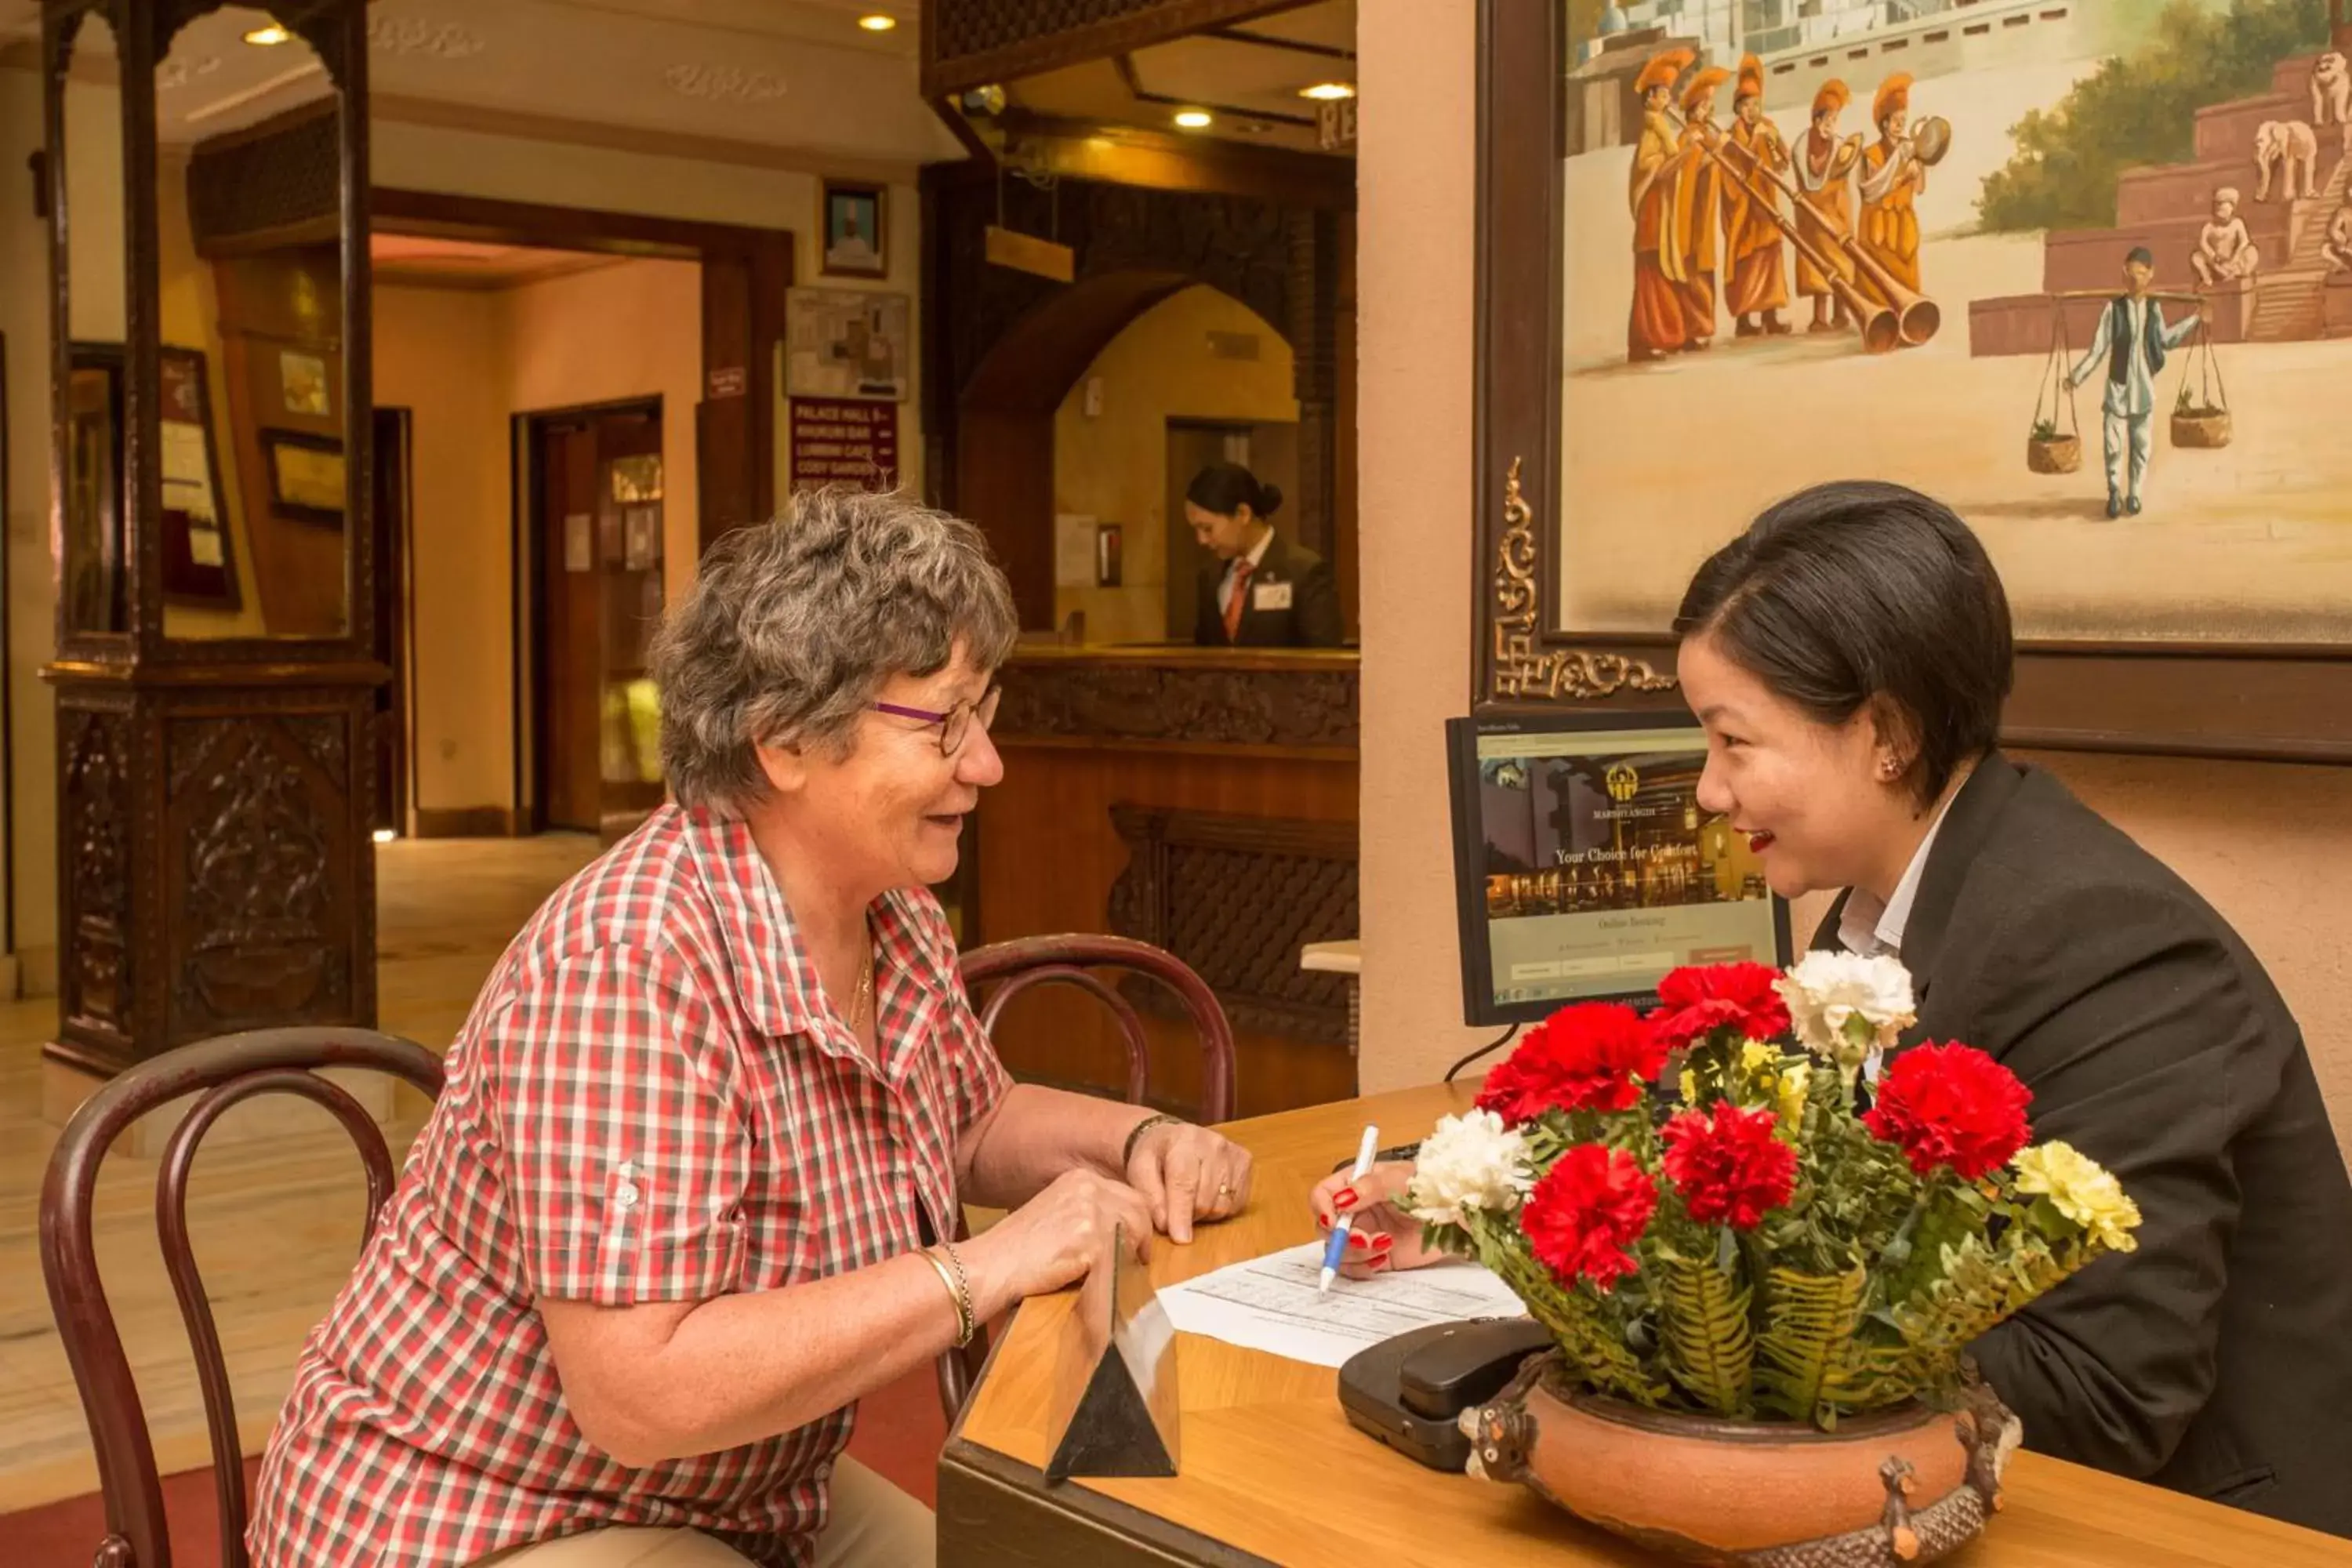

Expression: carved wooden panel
xmin=187 ymin=106 xmax=339 ymax=248
xmin=926 ymin=0 xmax=1300 ymax=94
xmin=62 ymin=706 xmax=134 ymax=1037
xmin=999 ymin=660 xmax=1359 ymax=750
xmin=165 ymin=711 xmax=357 ymax=1040
xmin=1108 ymin=807 xmax=1356 ymax=1045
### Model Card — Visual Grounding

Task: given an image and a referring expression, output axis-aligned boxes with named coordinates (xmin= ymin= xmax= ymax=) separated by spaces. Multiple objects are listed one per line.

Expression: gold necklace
xmin=849 ymin=942 xmax=875 ymax=1033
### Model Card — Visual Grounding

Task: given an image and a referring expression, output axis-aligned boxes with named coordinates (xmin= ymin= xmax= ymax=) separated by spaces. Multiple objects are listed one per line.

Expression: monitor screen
xmin=1445 ymin=710 xmax=1791 ymax=1026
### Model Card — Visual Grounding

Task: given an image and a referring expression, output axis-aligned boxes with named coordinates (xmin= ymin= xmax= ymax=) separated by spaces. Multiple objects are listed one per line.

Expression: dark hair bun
xmin=1185 ymin=461 xmax=1281 ymax=521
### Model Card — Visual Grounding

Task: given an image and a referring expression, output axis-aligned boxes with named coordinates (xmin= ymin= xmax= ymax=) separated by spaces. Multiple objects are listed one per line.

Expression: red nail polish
xmin=1333 ymin=1187 xmax=1359 ymax=1212
xmin=1371 ymin=1233 xmax=1395 ymax=1250
xmin=1347 ymin=1231 xmax=1370 ymax=1248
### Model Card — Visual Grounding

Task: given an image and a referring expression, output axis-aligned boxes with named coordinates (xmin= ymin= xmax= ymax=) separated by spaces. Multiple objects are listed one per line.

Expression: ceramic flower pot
xmin=1463 ymin=1354 xmax=2020 ymax=1566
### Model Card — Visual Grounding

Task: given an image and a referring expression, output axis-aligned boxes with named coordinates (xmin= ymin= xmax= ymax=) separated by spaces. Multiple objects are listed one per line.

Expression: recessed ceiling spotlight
xmin=242 ymin=22 xmax=292 ymax=45
xmin=858 ymin=13 xmax=897 ymax=31
xmin=1174 ymin=109 xmax=1214 ymax=129
xmin=1300 ymin=82 xmax=1356 ymax=101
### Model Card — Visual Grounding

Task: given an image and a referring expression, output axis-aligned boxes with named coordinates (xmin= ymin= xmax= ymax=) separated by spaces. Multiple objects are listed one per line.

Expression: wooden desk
xmin=938 ymin=1082 xmax=2352 ymax=1567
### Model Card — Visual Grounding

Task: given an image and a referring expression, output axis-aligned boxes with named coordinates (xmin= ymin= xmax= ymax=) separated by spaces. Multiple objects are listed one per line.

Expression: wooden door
xmin=372 ymin=406 xmax=410 ymax=834
xmin=539 ymin=419 xmax=603 ymax=832
xmin=532 ymin=404 xmax=665 ymax=836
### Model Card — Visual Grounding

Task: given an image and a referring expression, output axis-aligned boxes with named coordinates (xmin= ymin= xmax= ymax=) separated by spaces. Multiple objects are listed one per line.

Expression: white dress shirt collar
xmin=1837 ymin=788 xmax=1960 ymax=958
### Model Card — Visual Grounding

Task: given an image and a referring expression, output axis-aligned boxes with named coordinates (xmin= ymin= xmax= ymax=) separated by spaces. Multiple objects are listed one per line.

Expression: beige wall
xmin=376 ymin=259 xmax=701 ymax=819
xmin=1051 ymin=285 xmax=1299 ymax=644
xmin=373 ymin=286 xmax=510 ymax=814
xmin=1352 ymin=2 xmax=2352 ymax=1152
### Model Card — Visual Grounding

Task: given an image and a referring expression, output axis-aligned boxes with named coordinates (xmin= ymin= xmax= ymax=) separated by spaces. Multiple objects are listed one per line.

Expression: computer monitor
xmin=1445 ymin=710 xmax=1792 ymax=1026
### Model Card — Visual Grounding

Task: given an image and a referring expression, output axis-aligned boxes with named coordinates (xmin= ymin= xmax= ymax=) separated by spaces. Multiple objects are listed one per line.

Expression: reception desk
xmin=971 ymin=645 xmax=1360 ymax=1117
xmin=939 ymin=1080 xmax=2351 ymax=1566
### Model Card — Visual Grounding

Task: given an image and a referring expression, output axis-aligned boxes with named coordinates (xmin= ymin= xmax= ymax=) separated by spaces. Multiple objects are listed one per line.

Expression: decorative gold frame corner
xmin=1490 ymin=457 xmax=1677 ymax=702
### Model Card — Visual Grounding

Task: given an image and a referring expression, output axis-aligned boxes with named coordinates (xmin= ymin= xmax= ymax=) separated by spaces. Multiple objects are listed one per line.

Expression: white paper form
xmin=1158 ymin=1242 xmax=1529 ymax=1369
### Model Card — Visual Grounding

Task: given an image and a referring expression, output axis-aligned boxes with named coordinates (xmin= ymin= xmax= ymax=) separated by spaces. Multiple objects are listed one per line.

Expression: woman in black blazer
xmin=1319 ymin=481 xmax=2352 ymax=1536
xmin=1184 ymin=463 xmax=1343 ymax=648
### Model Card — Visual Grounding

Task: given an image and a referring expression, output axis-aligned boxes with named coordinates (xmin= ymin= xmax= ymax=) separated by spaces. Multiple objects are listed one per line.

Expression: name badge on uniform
xmin=1252 ymin=580 xmax=1293 ymax=612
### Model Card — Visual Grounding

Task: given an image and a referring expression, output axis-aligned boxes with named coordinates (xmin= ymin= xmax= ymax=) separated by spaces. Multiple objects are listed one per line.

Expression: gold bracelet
xmin=1121 ymin=1112 xmax=1185 ymax=1169
xmin=921 ymin=1245 xmax=976 ymax=1348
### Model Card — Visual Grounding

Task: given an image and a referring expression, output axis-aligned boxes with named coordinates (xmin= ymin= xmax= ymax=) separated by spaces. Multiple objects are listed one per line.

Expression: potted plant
xmin=1410 ymin=956 xmax=2141 ymax=1565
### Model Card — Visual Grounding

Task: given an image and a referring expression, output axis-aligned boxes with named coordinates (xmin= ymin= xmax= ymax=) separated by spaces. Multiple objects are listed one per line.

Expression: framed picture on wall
xmin=262 ymin=428 xmax=347 ymax=524
xmin=821 ymin=179 xmax=887 ymax=278
xmin=155 ymin=344 xmax=240 ymax=610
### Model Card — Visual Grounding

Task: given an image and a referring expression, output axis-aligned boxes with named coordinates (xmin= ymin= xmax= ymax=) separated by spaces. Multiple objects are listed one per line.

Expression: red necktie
xmin=1222 ymin=560 xmax=1254 ymax=643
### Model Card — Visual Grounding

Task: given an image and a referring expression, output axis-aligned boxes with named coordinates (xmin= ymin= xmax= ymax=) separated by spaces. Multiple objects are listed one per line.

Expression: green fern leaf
xmin=1657 ymin=1250 xmax=1754 ymax=1417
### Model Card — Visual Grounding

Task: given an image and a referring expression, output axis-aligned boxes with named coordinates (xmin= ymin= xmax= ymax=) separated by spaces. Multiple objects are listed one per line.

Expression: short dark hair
xmin=1185 ymin=461 xmax=1282 ymax=520
xmin=2125 ymin=245 xmax=2154 ymax=267
xmin=1673 ymin=481 xmax=2013 ymax=804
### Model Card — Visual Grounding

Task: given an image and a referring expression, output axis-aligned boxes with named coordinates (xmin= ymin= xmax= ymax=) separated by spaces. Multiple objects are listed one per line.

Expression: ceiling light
xmin=1300 ymin=82 xmax=1356 ymax=101
xmin=1174 ymin=109 xmax=1214 ymax=129
xmin=242 ymin=22 xmax=291 ymax=45
xmin=857 ymin=13 xmax=897 ymax=30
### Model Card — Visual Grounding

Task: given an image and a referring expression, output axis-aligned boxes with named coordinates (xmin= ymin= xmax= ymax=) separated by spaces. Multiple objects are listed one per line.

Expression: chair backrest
xmin=956 ymin=933 xmax=1236 ymax=1124
xmin=40 ymin=1029 xmax=445 ymax=1568
xmin=938 ymin=935 xmax=1234 ymax=1420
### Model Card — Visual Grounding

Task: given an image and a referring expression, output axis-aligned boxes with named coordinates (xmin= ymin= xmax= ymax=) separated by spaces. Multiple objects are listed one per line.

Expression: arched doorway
xmin=923 ymin=169 xmax=1352 ymax=632
xmin=960 ymin=274 xmax=1308 ymax=641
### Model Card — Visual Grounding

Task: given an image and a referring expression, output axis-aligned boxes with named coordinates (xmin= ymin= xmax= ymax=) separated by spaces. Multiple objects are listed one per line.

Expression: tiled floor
xmin=0 ymin=834 xmax=599 ymax=1513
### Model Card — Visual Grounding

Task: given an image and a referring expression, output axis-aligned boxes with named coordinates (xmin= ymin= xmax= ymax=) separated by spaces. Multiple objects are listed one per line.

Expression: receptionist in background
xmin=1186 ymin=462 xmax=1344 ymax=648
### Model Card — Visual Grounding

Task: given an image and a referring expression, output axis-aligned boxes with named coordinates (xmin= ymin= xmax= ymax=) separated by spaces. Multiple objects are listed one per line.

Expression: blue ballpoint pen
xmin=1319 ymin=1123 xmax=1381 ymax=1294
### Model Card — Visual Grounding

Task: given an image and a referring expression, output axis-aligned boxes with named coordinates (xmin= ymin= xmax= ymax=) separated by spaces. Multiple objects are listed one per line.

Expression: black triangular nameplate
xmin=1041 ymin=1223 xmax=1181 ymax=1483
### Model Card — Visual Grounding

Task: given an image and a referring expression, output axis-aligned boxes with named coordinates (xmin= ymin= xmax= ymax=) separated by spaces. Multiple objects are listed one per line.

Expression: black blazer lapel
xmin=1801 ymin=753 xmax=2026 ymax=1022
xmin=1895 ymin=753 xmax=2025 ymax=1006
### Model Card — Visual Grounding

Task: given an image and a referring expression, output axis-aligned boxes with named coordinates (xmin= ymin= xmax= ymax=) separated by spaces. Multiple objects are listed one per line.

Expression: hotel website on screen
xmin=1472 ymin=729 xmax=1781 ymax=1009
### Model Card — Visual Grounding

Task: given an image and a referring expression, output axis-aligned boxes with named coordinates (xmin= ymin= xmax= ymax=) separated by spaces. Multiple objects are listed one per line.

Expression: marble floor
xmin=0 ymin=833 xmax=599 ymax=1513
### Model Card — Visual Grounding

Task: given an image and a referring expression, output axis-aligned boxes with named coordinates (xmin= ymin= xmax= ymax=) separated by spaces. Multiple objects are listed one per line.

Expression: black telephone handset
xmin=1337 ymin=1317 xmax=1554 ymax=1472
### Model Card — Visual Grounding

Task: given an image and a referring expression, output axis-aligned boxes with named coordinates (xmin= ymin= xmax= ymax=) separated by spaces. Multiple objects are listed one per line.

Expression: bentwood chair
xmin=40 ymin=1029 xmax=445 ymax=1568
xmin=939 ymin=934 xmax=1236 ymax=1417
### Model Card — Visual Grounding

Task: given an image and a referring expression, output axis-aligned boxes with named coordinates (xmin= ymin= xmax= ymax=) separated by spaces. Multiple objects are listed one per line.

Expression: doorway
xmin=521 ymin=400 xmax=667 ymax=836
xmin=372 ymin=405 xmax=412 ymax=835
xmin=1163 ymin=418 xmax=1300 ymax=644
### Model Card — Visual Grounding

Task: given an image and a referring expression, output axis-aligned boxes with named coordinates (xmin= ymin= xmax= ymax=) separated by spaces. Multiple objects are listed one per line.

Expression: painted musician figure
xmin=1628 ymin=48 xmax=1699 ymax=361
xmin=1857 ymin=72 xmax=1926 ymax=299
xmin=1674 ymin=65 xmax=1733 ymax=347
xmin=1791 ymin=78 xmax=1862 ymax=336
xmin=1722 ymin=53 xmax=1792 ymax=338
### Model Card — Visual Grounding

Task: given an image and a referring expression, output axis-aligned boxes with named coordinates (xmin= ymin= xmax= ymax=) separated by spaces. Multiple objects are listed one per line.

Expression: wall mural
xmin=1559 ymin=0 xmax=2352 ymax=644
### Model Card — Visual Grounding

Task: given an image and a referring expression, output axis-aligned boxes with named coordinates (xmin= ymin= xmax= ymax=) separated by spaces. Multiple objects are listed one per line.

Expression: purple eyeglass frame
xmin=872 ymin=688 xmax=1002 ymax=755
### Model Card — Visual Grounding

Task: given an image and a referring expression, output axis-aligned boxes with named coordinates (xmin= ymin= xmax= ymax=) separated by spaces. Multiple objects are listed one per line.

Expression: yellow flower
xmin=1679 ymin=1067 xmax=1699 ymax=1104
xmin=1740 ymin=1039 xmax=1777 ymax=1076
xmin=1776 ymin=1064 xmax=1809 ymax=1130
xmin=2013 ymin=1142 xmax=2142 ymax=1253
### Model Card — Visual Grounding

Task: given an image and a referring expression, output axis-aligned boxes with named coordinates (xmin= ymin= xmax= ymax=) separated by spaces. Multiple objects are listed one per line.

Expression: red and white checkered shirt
xmin=249 ymin=806 xmax=1007 ymax=1567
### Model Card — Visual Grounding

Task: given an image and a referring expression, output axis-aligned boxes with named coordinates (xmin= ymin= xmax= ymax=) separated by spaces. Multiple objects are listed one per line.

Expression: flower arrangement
xmin=1406 ymin=956 xmax=2141 ymax=1428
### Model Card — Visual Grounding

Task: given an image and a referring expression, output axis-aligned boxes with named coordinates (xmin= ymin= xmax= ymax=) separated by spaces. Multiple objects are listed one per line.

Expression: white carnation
xmin=1775 ymin=950 xmax=1917 ymax=1070
xmin=1404 ymin=1110 xmax=1534 ymax=1228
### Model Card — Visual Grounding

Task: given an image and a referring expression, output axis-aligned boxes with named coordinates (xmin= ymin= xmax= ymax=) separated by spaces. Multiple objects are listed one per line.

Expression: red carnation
xmin=1661 ymin=1103 xmax=1798 ymax=1229
xmin=1648 ymin=962 xmax=1793 ymax=1051
xmin=1477 ymin=1002 xmax=1669 ymax=1123
xmin=1523 ymin=1144 xmax=1658 ymax=1290
xmin=1862 ymin=1042 xmax=2031 ymax=1181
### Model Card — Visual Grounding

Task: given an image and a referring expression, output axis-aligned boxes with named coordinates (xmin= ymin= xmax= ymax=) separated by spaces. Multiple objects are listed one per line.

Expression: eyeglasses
xmin=873 ymin=687 xmax=1003 ymax=757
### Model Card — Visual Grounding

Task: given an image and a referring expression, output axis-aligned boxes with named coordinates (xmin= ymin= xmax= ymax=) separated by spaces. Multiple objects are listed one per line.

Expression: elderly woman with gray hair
xmin=250 ymin=492 xmax=1254 ymax=1568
